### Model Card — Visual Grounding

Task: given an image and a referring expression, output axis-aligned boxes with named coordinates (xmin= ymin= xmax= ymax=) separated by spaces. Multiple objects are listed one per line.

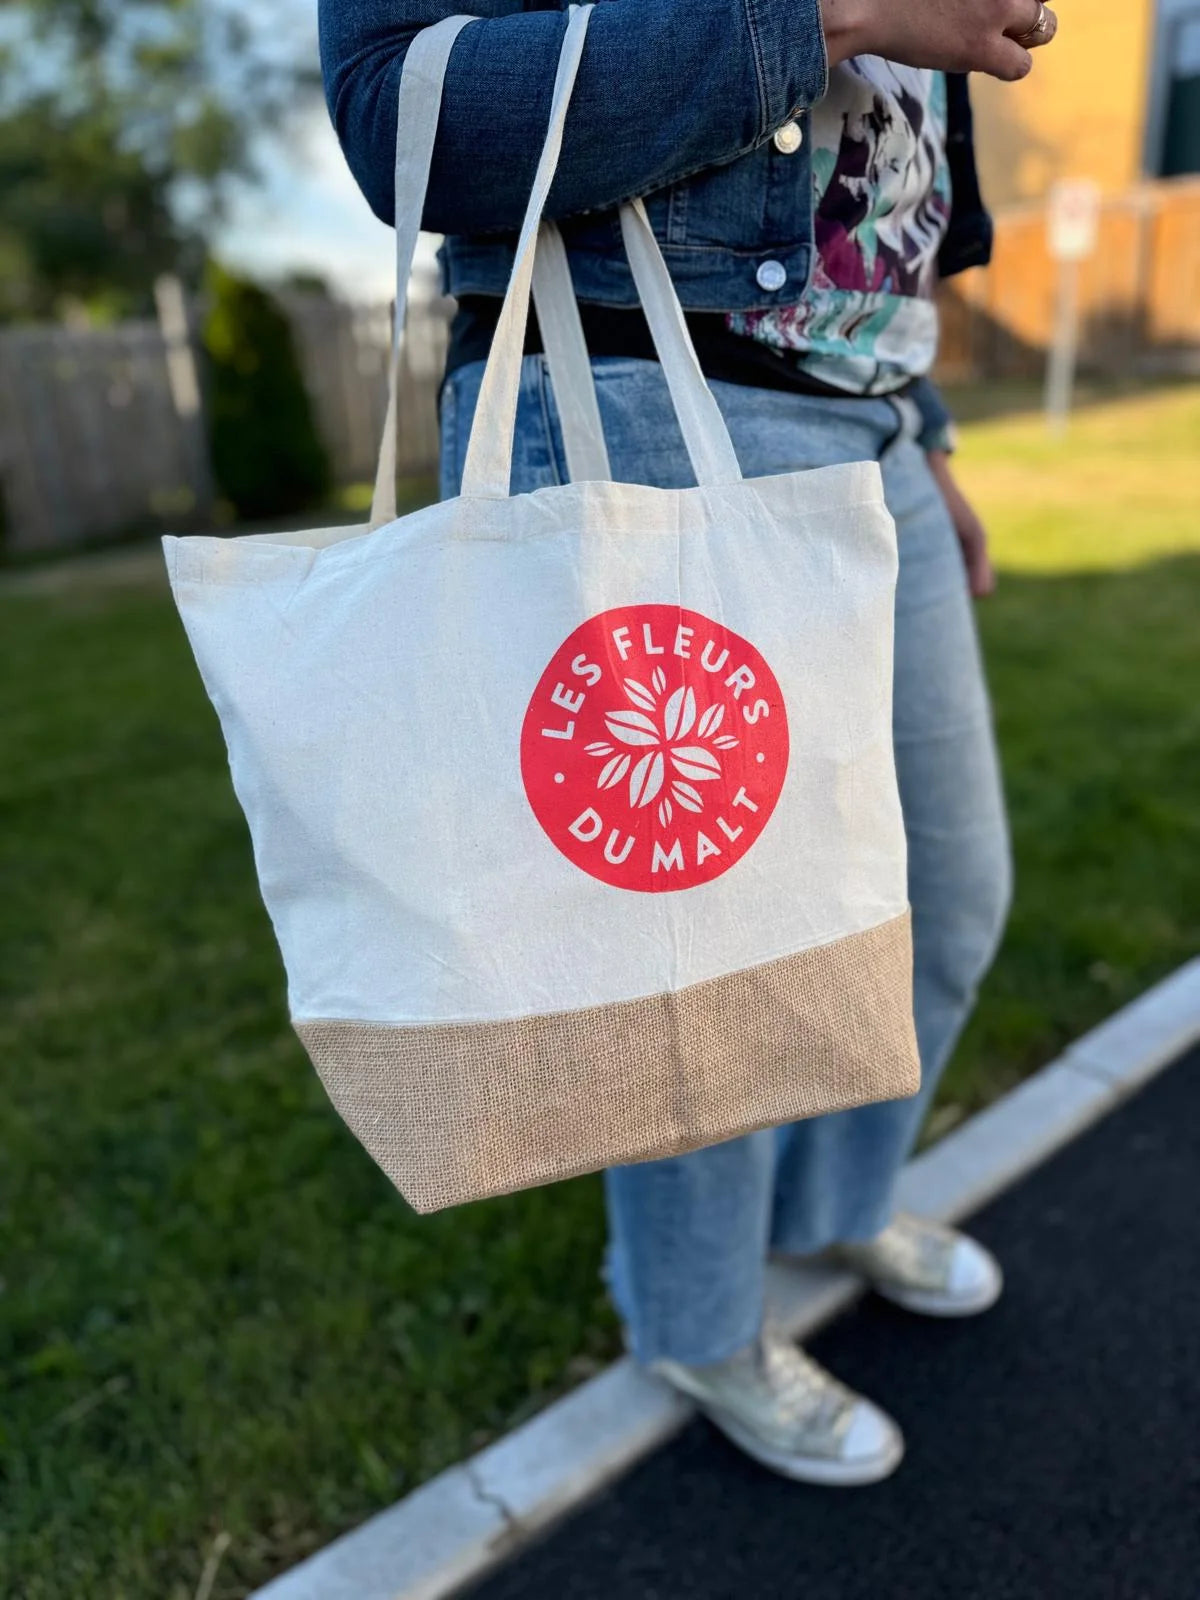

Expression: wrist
xmin=819 ymin=0 xmax=874 ymax=67
xmin=922 ymin=422 xmax=959 ymax=459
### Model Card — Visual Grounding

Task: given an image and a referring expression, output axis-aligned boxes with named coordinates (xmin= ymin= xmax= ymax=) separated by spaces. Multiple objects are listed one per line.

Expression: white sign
xmin=1047 ymin=179 xmax=1101 ymax=263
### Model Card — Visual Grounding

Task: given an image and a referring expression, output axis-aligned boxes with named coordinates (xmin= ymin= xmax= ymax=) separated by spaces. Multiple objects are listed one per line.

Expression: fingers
xmin=968 ymin=546 xmax=996 ymax=600
xmin=976 ymin=34 xmax=1034 ymax=81
xmin=1027 ymin=4 xmax=1059 ymax=47
xmin=1007 ymin=0 xmax=1059 ymax=48
xmin=955 ymin=520 xmax=996 ymax=599
xmin=974 ymin=0 xmax=1058 ymax=81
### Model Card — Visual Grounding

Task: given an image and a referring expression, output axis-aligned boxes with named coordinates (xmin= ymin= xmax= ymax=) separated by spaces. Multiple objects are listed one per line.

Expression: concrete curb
xmin=253 ymin=957 xmax=1200 ymax=1600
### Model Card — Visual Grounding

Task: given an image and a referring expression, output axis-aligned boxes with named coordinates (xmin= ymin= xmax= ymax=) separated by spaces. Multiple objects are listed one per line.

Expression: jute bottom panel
xmin=296 ymin=911 xmax=919 ymax=1214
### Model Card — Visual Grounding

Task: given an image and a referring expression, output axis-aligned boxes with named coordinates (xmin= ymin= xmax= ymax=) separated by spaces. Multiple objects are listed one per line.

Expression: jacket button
xmin=755 ymin=259 xmax=788 ymax=293
xmin=772 ymin=120 xmax=802 ymax=155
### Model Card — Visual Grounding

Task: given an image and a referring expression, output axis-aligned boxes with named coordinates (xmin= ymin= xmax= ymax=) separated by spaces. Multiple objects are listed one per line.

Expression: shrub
xmin=202 ymin=263 xmax=331 ymax=520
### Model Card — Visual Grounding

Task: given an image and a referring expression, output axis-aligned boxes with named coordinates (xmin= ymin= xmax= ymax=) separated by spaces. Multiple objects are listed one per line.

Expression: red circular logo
xmin=520 ymin=605 xmax=790 ymax=893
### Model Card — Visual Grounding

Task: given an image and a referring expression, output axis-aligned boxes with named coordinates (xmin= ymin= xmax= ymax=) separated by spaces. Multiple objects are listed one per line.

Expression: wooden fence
xmin=0 ymin=286 xmax=448 ymax=555
xmin=937 ymin=175 xmax=1200 ymax=382
xmin=0 ymin=320 xmax=205 ymax=555
xmin=277 ymin=288 xmax=447 ymax=488
xmin=1 ymin=178 xmax=1197 ymax=555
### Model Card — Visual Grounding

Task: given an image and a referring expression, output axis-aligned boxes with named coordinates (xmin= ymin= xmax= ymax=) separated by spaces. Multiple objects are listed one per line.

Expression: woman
xmin=320 ymin=0 xmax=1058 ymax=1484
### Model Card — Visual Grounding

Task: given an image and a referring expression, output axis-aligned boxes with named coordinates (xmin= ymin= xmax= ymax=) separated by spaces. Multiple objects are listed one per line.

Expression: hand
xmin=820 ymin=0 xmax=1059 ymax=82
xmin=927 ymin=449 xmax=996 ymax=599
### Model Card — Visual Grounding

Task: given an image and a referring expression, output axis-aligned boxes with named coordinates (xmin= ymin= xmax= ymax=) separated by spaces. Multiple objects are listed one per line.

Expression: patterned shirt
xmin=728 ymin=59 xmax=952 ymax=396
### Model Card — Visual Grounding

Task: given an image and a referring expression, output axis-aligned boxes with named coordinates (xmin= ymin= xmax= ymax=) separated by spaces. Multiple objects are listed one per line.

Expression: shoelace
xmin=869 ymin=1214 xmax=956 ymax=1289
xmin=758 ymin=1327 xmax=853 ymax=1436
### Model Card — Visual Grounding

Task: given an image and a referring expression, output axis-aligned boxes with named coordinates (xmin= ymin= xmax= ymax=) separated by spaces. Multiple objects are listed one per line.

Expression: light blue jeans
xmin=440 ymin=356 xmax=1012 ymax=1366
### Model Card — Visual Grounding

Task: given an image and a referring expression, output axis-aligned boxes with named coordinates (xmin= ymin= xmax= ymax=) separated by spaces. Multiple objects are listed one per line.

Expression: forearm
xmin=319 ymin=0 xmax=829 ymax=234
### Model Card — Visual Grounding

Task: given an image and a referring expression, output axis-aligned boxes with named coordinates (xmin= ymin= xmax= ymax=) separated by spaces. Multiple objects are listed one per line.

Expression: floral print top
xmin=728 ymin=59 xmax=952 ymax=396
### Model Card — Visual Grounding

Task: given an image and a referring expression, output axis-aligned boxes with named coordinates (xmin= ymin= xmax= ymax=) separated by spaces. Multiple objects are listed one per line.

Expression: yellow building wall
xmin=970 ymin=0 xmax=1157 ymax=205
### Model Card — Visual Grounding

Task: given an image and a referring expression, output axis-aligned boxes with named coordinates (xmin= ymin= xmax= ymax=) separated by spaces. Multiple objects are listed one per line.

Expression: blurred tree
xmin=0 ymin=98 xmax=190 ymax=323
xmin=203 ymin=262 xmax=332 ymax=520
xmin=0 ymin=1 xmax=318 ymax=321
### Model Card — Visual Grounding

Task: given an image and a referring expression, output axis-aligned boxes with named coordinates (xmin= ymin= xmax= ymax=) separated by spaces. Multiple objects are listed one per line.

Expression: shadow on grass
xmin=0 ymin=551 xmax=1197 ymax=1598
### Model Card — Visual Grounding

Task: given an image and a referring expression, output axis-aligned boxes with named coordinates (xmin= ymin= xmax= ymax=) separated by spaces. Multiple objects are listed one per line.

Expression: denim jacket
xmin=320 ymin=0 xmax=992 ymax=442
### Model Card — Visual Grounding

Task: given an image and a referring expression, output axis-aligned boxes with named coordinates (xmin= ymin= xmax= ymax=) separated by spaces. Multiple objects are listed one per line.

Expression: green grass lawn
xmin=3 ymin=384 xmax=1199 ymax=1598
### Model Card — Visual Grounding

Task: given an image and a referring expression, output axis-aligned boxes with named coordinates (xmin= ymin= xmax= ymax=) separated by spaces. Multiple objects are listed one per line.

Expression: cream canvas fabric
xmin=164 ymin=7 xmax=919 ymax=1213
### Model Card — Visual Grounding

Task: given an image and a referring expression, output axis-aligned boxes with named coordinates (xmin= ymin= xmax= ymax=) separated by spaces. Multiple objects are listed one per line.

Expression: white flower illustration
xmin=588 ymin=674 xmax=739 ymax=815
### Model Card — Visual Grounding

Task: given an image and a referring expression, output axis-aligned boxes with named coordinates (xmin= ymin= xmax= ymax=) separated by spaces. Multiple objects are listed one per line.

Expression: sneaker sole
xmin=873 ymin=1266 xmax=1004 ymax=1319
xmin=702 ymin=1406 xmax=906 ymax=1487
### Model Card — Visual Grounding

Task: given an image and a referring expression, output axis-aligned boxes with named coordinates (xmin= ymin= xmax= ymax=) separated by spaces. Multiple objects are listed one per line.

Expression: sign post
xmin=1044 ymin=179 xmax=1101 ymax=436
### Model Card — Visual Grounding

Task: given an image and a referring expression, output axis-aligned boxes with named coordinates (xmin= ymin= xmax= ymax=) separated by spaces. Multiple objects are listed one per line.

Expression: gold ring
xmin=1024 ymin=2 xmax=1051 ymax=39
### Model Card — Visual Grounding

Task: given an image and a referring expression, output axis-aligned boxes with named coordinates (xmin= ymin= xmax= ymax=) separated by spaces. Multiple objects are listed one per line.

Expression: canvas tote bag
xmin=164 ymin=5 xmax=919 ymax=1214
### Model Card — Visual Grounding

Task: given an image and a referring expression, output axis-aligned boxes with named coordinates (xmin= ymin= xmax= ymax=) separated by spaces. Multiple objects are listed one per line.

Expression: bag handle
xmin=618 ymin=199 xmax=742 ymax=486
xmin=459 ymin=5 xmax=594 ymax=498
xmin=463 ymin=4 xmax=741 ymax=495
xmin=370 ymin=13 xmax=480 ymax=530
xmin=376 ymin=5 xmax=741 ymax=508
xmin=374 ymin=10 xmax=598 ymax=514
xmin=531 ymin=221 xmax=612 ymax=483
xmin=533 ymin=205 xmax=743 ymax=489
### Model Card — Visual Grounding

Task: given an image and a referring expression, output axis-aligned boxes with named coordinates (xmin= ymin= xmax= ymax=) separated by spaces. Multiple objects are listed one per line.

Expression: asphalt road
xmin=468 ymin=1048 xmax=1200 ymax=1600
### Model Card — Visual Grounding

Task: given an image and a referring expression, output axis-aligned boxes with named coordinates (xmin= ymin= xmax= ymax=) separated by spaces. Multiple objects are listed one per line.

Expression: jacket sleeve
xmin=319 ymin=0 xmax=829 ymax=235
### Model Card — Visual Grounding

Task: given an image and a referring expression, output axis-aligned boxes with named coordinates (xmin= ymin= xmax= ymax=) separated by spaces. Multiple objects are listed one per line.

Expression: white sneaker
xmin=653 ymin=1323 xmax=904 ymax=1486
xmin=832 ymin=1212 xmax=1003 ymax=1318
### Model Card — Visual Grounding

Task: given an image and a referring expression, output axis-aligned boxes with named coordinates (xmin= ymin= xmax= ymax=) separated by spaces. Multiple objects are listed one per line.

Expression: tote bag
xmin=164 ymin=6 xmax=919 ymax=1214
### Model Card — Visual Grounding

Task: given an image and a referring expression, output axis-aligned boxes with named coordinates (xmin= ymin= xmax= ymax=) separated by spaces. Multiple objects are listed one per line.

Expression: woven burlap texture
xmin=296 ymin=911 xmax=918 ymax=1213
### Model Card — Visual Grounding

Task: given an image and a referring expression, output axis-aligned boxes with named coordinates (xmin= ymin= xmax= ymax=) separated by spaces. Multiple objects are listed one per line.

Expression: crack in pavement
xmin=465 ymin=1461 xmax=521 ymax=1541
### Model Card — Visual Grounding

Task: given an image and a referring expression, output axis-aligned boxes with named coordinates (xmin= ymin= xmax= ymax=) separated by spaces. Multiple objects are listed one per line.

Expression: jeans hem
xmin=626 ymin=1312 xmax=764 ymax=1370
xmin=772 ymin=1204 xmax=895 ymax=1259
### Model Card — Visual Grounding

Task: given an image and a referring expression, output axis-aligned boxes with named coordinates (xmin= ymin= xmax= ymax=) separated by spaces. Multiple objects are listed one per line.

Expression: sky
xmin=217 ymin=114 xmax=402 ymax=301
xmin=213 ymin=0 xmax=436 ymax=302
xmin=2 ymin=0 xmax=402 ymax=298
